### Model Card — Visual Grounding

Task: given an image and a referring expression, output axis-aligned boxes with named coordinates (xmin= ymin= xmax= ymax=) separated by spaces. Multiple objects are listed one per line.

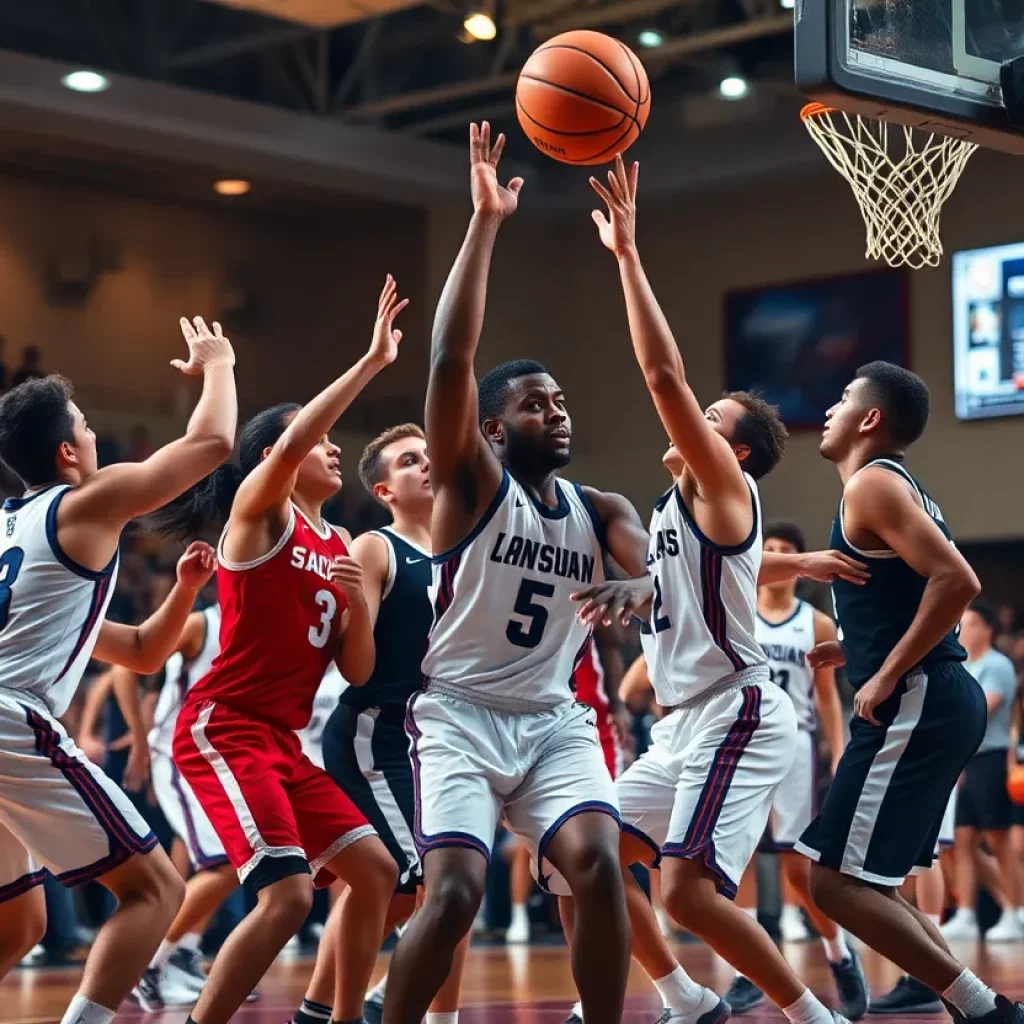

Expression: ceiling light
xmin=638 ymin=30 xmax=664 ymax=48
xmin=214 ymin=179 xmax=251 ymax=196
xmin=464 ymin=11 xmax=497 ymax=41
xmin=61 ymin=70 xmax=110 ymax=93
xmin=719 ymin=75 xmax=750 ymax=100
xmin=780 ymin=0 xmax=795 ymax=8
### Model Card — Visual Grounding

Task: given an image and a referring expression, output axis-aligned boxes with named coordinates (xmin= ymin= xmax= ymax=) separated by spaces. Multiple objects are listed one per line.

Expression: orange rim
xmin=800 ymin=101 xmax=835 ymax=121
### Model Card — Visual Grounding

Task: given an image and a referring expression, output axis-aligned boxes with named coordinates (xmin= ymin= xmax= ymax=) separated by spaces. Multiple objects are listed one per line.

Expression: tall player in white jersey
xmin=0 ymin=316 xmax=236 ymax=1024
xmin=382 ymin=123 xmax=651 ymax=1024
xmin=583 ymin=157 xmax=854 ymax=1024
xmin=727 ymin=522 xmax=867 ymax=1022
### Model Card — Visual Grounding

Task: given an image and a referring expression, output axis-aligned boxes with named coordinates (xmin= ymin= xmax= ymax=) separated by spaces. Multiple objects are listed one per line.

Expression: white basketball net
xmin=801 ymin=103 xmax=978 ymax=269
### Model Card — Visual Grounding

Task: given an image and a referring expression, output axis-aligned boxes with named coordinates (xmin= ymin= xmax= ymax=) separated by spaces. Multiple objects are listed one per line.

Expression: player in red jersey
xmin=573 ymin=627 xmax=628 ymax=780
xmin=153 ymin=277 xmax=408 ymax=1024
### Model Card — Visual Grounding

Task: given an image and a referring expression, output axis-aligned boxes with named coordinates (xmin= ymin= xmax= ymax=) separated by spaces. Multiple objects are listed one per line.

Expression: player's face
xmin=496 ymin=373 xmax=571 ymax=473
xmin=378 ymin=436 xmax=431 ymax=510
xmin=761 ymin=536 xmax=799 ymax=598
xmin=821 ymin=377 xmax=874 ymax=461
xmin=63 ymin=402 xmax=98 ymax=480
xmin=298 ymin=433 xmax=344 ymax=500
xmin=666 ymin=399 xmax=751 ymax=474
xmin=958 ymin=609 xmax=992 ymax=652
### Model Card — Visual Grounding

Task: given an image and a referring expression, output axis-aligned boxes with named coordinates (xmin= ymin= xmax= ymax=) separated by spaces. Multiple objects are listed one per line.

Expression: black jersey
xmin=340 ymin=526 xmax=432 ymax=711
xmin=830 ymin=458 xmax=966 ymax=688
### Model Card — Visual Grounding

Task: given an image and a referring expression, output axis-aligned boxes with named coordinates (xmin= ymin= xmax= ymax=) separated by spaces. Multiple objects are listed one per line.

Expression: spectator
xmin=12 ymin=344 xmax=44 ymax=386
xmin=941 ymin=600 xmax=1024 ymax=941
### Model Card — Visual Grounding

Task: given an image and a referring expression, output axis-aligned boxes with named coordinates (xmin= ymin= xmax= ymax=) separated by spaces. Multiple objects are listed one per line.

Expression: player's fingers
xmin=607 ymin=168 xmax=622 ymax=201
xmin=212 ymin=321 xmax=225 ymax=338
xmin=589 ymin=177 xmax=614 ymax=208
xmin=615 ymin=154 xmax=628 ymax=191
xmin=390 ymin=297 xmax=410 ymax=321
xmin=481 ymin=121 xmax=491 ymax=157
xmin=629 ymin=160 xmax=639 ymax=201
xmin=507 ymin=177 xmax=525 ymax=196
xmin=193 ymin=315 xmax=211 ymax=338
xmin=392 ymin=329 xmax=403 ymax=345
xmin=179 ymin=317 xmax=197 ymax=340
xmin=469 ymin=122 xmax=481 ymax=161
xmin=489 ymin=132 xmax=506 ymax=167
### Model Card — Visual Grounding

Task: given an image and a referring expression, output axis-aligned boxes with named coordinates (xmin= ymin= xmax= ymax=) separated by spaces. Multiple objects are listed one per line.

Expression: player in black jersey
xmin=796 ymin=362 xmax=1021 ymax=1024
xmin=291 ymin=424 xmax=465 ymax=1024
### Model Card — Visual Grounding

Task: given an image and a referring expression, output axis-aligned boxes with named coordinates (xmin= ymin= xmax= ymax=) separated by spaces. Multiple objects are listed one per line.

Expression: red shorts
xmin=595 ymin=713 xmax=622 ymax=780
xmin=173 ymin=699 xmax=374 ymax=891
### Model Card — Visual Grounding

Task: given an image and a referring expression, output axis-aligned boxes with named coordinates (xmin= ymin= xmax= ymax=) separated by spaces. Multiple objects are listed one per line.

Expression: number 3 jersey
xmin=641 ymin=476 xmax=767 ymax=708
xmin=187 ymin=504 xmax=349 ymax=731
xmin=422 ymin=470 xmax=605 ymax=713
xmin=0 ymin=485 xmax=118 ymax=718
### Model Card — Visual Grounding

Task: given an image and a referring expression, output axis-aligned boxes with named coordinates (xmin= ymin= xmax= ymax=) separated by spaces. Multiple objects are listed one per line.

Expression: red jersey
xmin=187 ymin=505 xmax=349 ymax=731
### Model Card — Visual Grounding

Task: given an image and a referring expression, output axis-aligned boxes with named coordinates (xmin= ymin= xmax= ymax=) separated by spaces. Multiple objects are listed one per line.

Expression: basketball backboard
xmin=796 ymin=0 xmax=1024 ymax=154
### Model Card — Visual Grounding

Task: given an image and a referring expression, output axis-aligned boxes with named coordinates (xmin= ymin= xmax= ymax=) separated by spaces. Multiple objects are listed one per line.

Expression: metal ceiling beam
xmin=333 ymin=18 xmax=384 ymax=107
xmin=169 ymin=25 xmax=315 ymax=69
xmin=536 ymin=0 xmax=790 ymax=37
xmin=344 ymin=12 xmax=792 ymax=121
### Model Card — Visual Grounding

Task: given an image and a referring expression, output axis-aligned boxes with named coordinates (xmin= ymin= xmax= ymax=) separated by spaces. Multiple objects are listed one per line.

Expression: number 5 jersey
xmin=422 ymin=469 xmax=605 ymax=713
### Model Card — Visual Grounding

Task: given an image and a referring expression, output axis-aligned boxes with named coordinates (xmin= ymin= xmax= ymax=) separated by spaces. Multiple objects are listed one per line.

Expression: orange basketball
xmin=1009 ymin=765 xmax=1024 ymax=806
xmin=516 ymin=30 xmax=651 ymax=165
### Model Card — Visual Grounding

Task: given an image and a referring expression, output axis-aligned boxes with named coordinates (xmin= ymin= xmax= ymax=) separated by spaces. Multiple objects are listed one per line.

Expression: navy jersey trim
xmin=525 ymin=478 xmax=571 ymax=520
xmin=432 ymin=470 xmax=510 ymax=565
xmin=2 ymin=484 xmax=60 ymax=513
xmin=653 ymin=486 xmax=673 ymax=513
xmin=45 ymin=488 xmax=118 ymax=580
xmin=673 ymin=481 xmax=759 ymax=556
xmin=573 ymin=484 xmax=608 ymax=552
xmin=757 ymin=601 xmax=804 ymax=630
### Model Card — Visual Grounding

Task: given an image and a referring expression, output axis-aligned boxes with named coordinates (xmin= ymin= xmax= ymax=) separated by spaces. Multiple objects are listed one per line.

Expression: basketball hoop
xmin=800 ymin=103 xmax=978 ymax=269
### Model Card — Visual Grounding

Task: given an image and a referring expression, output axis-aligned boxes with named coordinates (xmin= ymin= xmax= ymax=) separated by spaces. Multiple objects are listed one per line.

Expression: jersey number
xmin=771 ymin=667 xmax=790 ymax=692
xmin=308 ymin=589 xmax=337 ymax=649
xmin=0 ymin=547 xmax=24 ymax=632
xmin=507 ymin=579 xmax=555 ymax=649
xmin=640 ymin=576 xmax=672 ymax=636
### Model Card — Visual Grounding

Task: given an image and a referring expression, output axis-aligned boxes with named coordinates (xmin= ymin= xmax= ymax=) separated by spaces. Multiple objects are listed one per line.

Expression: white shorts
xmin=406 ymin=692 xmax=618 ymax=897
xmin=0 ymin=694 xmax=157 ymax=902
xmin=764 ymin=728 xmax=817 ymax=850
xmin=151 ymin=751 xmax=228 ymax=871
xmin=617 ymin=681 xmax=796 ymax=898
xmin=937 ymin=788 xmax=956 ymax=850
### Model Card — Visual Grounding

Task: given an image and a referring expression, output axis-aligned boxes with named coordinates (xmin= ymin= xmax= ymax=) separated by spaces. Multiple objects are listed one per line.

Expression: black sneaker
xmin=830 ymin=948 xmax=869 ymax=1021
xmin=131 ymin=966 xmax=165 ymax=1012
xmin=868 ymin=976 xmax=943 ymax=1015
xmin=964 ymin=996 xmax=1024 ymax=1024
xmin=653 ymin=1004 xmax=731 ymax=1024
xmin=563 ymin=1012 xmax=582 ymax=1024
xmin=724 ymin=976 xmax=765 ymax=1015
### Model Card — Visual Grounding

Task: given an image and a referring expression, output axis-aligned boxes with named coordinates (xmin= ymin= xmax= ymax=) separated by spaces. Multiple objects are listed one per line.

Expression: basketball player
xmin=293 ymin=423 xmax=467 ymax=1024
xmin=726 ymin=521 xmax=867 ymax=1020
xmin=582 ymin=155 xmax=851 ymax=1024
xmin=131 ymin=602 xmax=239 ymax=1009
xmin=381 ymin=123 xmax=653 ymax=1024
xmin=159 ymin=278 xmax=408 ymax=1024
xmin=795 ymin=362 xmax=1022 ymax=1024
xmin=0 ymin=316 xmax=237 ymax=1024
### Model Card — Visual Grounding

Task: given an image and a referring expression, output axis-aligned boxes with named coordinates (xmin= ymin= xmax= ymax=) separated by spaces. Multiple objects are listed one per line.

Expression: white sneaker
xmin=505 ymin=914 xmax=531 ymax=944
xmin=985 ymin=910 xmax=1024 ymax=942
xmin=160 ymin=963 xmax=201 ymax=1007
xmin=19 ymin=943 xmax=45 ymax=967
xmin=940 ymin=911 xmax=980 ymax=941
xmin=779 ymin=906 xmax=810 ymax=942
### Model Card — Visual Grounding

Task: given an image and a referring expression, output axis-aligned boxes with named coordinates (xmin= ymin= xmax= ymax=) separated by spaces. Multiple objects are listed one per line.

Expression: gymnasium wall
xmin=427 ymin=145 xmax=1024 ymax=546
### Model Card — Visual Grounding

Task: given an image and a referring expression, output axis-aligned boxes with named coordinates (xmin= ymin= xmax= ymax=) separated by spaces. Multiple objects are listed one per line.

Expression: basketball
xmin=516 ymin=30 xmax=651 ymax=165
xmin=1009 ymin=765 xmax=1024 ymax=806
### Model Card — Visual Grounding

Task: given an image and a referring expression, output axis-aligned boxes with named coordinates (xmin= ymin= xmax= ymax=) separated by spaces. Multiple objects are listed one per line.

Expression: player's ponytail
xmin=147 ymin=402 xmax=301 ymax=540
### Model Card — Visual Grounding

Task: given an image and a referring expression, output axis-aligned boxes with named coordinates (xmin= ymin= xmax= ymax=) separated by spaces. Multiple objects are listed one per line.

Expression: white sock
xmin=942 ymin=969 xmax=998 ymax=1018
xmin=954 ymin=908 xmax=977 ymax=924
xmin=150 ymin=938 xmax=178 ymax=970
xmin=510 ymin=903 xmax=529 ymax=926
xmin=821 ymin=930 xmax=850 ymax=963
xmin=782 ymin=988 xmax=834 ymax=1024
xmin=178 ymin=932 xmax=201 ymax=953
xmin=425 ymin=1014 xmax=458 ymax=1024
xmin=61 ymin=995 xmax=116 ymax=1024
xmin=653 ymin=964 xmax=706 ymax=1013
xmin=367 ymin=973 xmax=389 ymax=1002
xmin=570 ymin=1000 xmax=583 ymax=1019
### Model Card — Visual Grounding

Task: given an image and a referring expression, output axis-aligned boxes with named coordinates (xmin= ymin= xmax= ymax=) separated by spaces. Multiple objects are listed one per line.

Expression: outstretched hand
xmin=176 ymin=541 xmax=217 ymax=590
xmin=367 ymin=275 xmax=408 ymax=367
xmin=590 ymin=154 xmax=639 ymax=257
xmin=470 ymin=121 xmax=524 ymax=220
xmin=173 ymin=317 xmax=235 ymax=375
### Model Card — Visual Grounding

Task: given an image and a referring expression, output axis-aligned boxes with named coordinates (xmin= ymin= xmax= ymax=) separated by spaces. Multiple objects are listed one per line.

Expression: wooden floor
xmin=2 ymin=939 xmax=1021 ymax=1023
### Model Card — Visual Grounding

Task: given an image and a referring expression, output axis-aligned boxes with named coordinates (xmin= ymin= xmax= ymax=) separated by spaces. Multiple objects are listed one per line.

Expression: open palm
xmin=368 ymin=274 xmax=408 ymax=366
xmin=590 ymin=155 xmax=639 ymax=256
xmin=470 ymin=121 xmax=524 ymax=220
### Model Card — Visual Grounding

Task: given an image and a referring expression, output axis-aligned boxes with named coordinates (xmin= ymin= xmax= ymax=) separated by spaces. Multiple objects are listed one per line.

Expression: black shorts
xmin=956 ymin=749 xmax=1013 ymax=831
xmin=797 ymin=660 xmax=986 ymax=887
xmin=322 ymin=702 xmax=421 ymax=895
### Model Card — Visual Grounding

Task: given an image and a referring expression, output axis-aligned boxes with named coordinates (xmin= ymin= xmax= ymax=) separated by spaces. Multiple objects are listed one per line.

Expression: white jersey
xmin=422 ymin=470 xmax=605 ymax=713
xmin=148 ymin=605 xmax=221 ymax=757
xmin=0 ymin=485 xmax=119 ymax=718
xmin=756 ymin=600 xmax=816 ymax=732
xmin=298 ymin=663 xmax=348 ymax=769
xmin=641 ymin=476 xmax=767 ymax=707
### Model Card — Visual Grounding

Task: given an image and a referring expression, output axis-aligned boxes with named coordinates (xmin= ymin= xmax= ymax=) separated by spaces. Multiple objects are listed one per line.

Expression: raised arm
xmin=64 ymin=318 xmax=236 ymax=537
xmin=811 ymin=609 xmax=846 ymax=775
xmin=590 ymin=158 xmax=747 ymax=501
xmin=426 ymin=124 xmax=521 ymax=543
xmin=232 ymin=278 xmax=406 ymax=527
xmin=92 ymin=542 xmax=216 ymax=675
xmin=845 ymin=468 xmax=980 ymax=724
